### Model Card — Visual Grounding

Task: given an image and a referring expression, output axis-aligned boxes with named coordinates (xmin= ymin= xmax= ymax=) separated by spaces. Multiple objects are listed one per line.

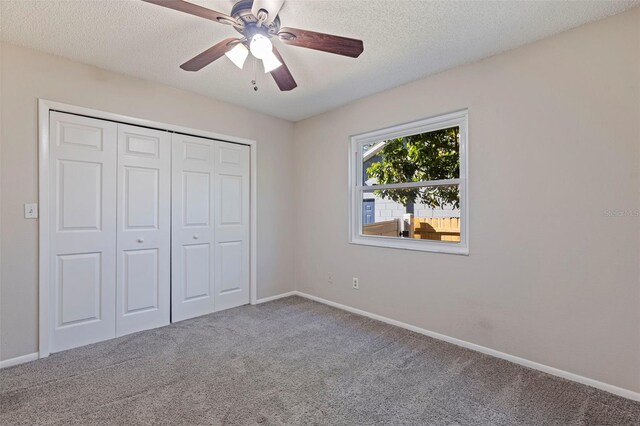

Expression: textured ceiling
xmin=1 ymin=0 xmax=638 ymax=121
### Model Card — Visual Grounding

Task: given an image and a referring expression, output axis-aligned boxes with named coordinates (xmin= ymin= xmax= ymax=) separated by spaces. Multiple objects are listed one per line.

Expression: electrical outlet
xmin=328 ymin=272 xmax=334 ymax=284
xmin=352 ymin=277 xmax=359 ymax=289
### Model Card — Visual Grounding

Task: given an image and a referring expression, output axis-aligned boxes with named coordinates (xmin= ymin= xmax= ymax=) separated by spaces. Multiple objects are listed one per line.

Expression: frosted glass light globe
xmin=262 ymin=50 xmax=282 ymax=73
xmin=249 ymin=34 xmax=273 ymax=60
xmin=225 ymin=43 xmax=249 ymax=69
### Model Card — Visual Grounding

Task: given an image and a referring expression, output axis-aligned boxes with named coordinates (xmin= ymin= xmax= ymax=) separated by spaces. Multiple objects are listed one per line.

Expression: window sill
xmin=349 ymin=235 xmax=469 ymax=255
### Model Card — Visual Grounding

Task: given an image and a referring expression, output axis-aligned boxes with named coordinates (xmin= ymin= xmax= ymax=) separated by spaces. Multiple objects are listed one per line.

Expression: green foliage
xmin=366 ymin=127 xmax=460 ymax=208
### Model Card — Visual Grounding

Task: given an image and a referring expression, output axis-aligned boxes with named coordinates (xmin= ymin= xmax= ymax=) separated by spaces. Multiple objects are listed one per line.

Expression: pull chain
xmin=251 ymin=56 xmax=258 ymax=91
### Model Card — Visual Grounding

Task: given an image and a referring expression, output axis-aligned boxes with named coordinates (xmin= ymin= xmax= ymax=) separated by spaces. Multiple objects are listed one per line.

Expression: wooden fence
xmin=363 ymin=217 xmax=460 ymax=242
xmin=412 ymin=217 xmax=460 ymax=242
xmin=362 ymin=218 xmax=401 ymax=237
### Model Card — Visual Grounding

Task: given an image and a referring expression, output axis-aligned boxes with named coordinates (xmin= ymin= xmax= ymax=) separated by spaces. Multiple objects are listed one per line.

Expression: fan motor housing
xmin=231 ymin=0 xmax=281 ymax=36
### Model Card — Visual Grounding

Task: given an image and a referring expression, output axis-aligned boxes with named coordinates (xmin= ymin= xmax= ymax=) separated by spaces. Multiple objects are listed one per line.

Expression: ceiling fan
xmin=142 ymin=0 xmax=364 ymax=91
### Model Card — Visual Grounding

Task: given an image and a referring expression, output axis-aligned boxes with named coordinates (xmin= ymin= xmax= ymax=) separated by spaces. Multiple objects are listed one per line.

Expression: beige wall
xmin=0 ymin=43 xmax=295 ymax=361
xmin=293 ymin=8 xmax=640 ymax=393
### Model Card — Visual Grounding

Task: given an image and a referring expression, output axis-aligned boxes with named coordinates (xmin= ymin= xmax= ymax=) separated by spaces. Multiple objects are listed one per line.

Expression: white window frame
xmin=348 ymin=109 xmax=469 ymax=255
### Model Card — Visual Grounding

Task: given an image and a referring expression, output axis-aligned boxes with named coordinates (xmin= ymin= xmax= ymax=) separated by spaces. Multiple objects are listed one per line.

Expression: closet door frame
xmin=38 ymin=99 xmax=257 ymax=358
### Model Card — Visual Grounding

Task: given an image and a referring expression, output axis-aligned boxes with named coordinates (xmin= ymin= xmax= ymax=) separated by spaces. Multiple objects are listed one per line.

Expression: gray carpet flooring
xmin=1 ymin=296 xmax=639 ymax=425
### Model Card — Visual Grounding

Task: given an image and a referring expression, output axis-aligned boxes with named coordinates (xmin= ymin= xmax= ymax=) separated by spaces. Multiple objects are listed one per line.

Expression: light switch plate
xmin=24 ymin=203 xmax=38 ymax=219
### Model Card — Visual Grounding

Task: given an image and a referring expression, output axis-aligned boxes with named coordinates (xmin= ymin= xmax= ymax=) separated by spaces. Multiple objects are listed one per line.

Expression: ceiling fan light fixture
xmin=144 ymin=0 xmax=364 ymax=92
xmin=249 ymin=33 xmax=273 ymax=60
xmin=224 ymin=43 xmax=249 ymax=69
xmin=262 ymin=50 xmax=282 ymax=73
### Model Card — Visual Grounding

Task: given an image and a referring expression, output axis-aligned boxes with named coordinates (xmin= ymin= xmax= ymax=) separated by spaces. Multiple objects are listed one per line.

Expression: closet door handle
xmin=193 ymin=235 xmax=199 ymax=240
xmin=137 ymin=238 xmax=144 ymax=243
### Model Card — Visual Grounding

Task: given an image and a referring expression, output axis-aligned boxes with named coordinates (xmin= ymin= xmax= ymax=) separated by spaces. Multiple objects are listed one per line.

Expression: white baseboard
xmin=254 ymin=291 xmax=297 ymax=305
xmin=293 ymin=291 xmax=640 ymax=402
xmin=0 ymin=352 xmax=39 ymax=369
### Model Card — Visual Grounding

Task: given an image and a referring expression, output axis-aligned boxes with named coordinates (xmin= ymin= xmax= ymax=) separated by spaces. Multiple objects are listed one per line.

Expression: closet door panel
xmin=183 ymin=171 xmax=210 ymax=226
xmin=171 ymin=134 xmax=215 ymax=322
xmin=116 ymin=124 xmax=170 ymax=337
xmin=122 ymin=249 xmax=159 ymax=313
xmin=218 ymin=241 xmax=243 ymax=294
xmin=57 ymin=160 xmax=102 ymax=230
xmin=214 ymin=142 xmax=250 ymax=311
xmin=57 ymin=253 xmax=102 ymax=326
xmin=183 ymin=244 xmax=211 ymax=300
xmin=123 ymin=167 xmax=159 ymax=229
xmin=49 ymin=112 xmax=117 ymax=353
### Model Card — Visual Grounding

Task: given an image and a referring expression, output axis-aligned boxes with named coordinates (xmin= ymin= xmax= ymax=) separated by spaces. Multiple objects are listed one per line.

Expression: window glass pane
xmin=361 ymin=185 xmax=461 ymax=243
xmin=362 ymin=126 xmax=460 ymax=186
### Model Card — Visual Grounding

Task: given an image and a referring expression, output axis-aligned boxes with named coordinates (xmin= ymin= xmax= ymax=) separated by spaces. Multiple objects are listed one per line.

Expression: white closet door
xmin=214 ymin=141 xmax=250 ymax=311
xmin=49 ymin=112 xmax=117 ymax=352
xmin=171 ymin=134 xmax=216 ymax=322
xmin=116 ymin=124 xmax=171 ymax=336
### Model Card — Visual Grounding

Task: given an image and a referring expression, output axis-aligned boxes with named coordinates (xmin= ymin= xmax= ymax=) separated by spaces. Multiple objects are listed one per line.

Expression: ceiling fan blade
xmin=251 ymin=0 xmax=285 ymax=24
xmin=142 ymin=0 xmax=239 ymax=26
xmin=270 ymin=47 xmax=297 ymax=91
xmin=180 ymin=38 xmax=240 ymax=71
xmin=278 ymin=27 xmax=363 ymax=58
